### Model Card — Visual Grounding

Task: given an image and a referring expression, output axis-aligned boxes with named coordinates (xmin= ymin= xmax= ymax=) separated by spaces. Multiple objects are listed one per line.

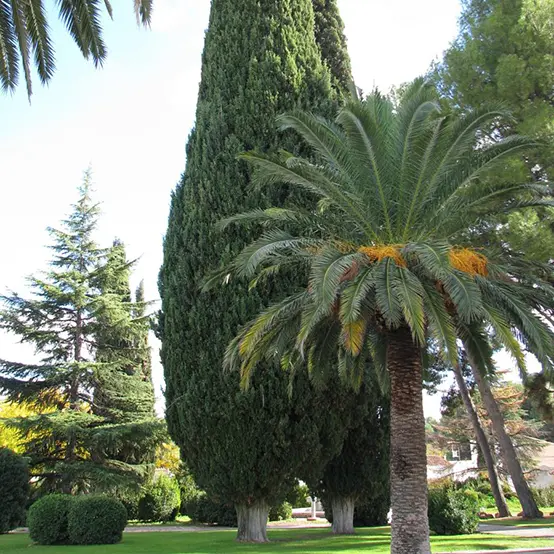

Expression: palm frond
xmin=0 ymin=1 xmax=18 ymax=92
xmin=134 ymin=0 xmax=152 ymax=27
xmin=25 ymin=0 xmax=55 ymax=86
xmin=9 ymin=0 xmax=31 ymax=97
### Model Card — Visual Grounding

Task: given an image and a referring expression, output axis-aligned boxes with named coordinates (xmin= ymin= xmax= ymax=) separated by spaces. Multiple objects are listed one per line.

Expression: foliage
xmin=138 ymin=474 xmax=180 ymax=523
xmin=531 ymin=485 xmax=554 ymax=508
xmin=285 ymin=481 xmax=310 ymax=508
xmin=0 ymin=172 xmax=165 ymax=495
xmin=434 ymin=380 xmax=543 ymax=476
xmin=0 ymin=1 xmax=154 ymax=98
xmin=27 ymin=494 xmax=74 ymax=545
xmin=184 ymin=493 xmax=238 ymax=527
xmin=159 ymin=0 xmax=353 ymax=517
xmin=68 ymin=495 xmax=127 ymax=545
xmin=0 ymin=448 xmax=29 ymax=534
xmin=428 ymin=481 xmax=480 ymax=535
xmin=268 ymin=502 xmax=293 ymax=522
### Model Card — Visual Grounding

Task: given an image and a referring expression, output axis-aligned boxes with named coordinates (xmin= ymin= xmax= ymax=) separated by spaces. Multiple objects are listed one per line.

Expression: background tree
xmin=315 ymin=379 xmax=390 ymax=534
xmin=216 ymin=82 xmax=554 ymax=553
xmin=0 ymin=172 xmax=164 ymax=495
xmin=158 ymin=0 xmax=355 ymax=543
xmin=0 ymin=0 xmax=154 ymax=98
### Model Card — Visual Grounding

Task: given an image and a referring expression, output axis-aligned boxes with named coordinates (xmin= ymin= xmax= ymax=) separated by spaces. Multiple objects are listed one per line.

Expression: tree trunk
xmin=235 ymin=500 xmax=269 ymax=543
xmin=452 ymin=364 xmax=511 ymax=517
xmin=466 ymin=351 xmax=542 ymax=519
xmin=388 ymin=327 xmax=431 ymax=554
xmin=331 ymin=496 xmax=355 ymax=535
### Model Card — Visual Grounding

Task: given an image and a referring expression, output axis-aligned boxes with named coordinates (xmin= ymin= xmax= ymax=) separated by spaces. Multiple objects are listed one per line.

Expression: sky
xmin=0 ymin=0 xmax=469 ymax=418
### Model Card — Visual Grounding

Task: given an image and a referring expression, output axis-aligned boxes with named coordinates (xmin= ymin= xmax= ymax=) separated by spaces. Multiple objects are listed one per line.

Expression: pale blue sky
xmin=0 ymin=0 xmax=468 ymax=417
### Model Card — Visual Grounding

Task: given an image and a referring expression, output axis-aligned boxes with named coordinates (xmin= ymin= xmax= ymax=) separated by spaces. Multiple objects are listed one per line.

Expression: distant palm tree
xmin=0 ymin=0 xmax=153 ymax=98
xmin=211 ymin=80 xmax=554 ymax=553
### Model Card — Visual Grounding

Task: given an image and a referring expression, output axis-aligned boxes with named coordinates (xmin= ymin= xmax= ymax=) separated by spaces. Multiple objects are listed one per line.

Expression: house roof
xmin=427 ymin=455 xmax=451 ymax=468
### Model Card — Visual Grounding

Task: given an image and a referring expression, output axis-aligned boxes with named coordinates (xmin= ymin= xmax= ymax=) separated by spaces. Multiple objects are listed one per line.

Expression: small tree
xmin=0 ymin=171 xmax=165 ymax=494
xmin=0 ymin=447 xmax=29 ymax=533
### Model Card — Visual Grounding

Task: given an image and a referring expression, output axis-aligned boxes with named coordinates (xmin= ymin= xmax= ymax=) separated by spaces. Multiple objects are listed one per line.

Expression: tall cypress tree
xmin=159 ymin=0 xmax=355 ymax=542
xmin=0 ymin=173 xmax=163 ymax=494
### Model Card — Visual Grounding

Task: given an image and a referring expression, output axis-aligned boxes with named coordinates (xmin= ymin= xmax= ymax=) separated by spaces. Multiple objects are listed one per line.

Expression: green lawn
xmin=480 ymin=515 xmax=554 ymax=528
xmin=1 ymin=528 xmax=553 ymax=553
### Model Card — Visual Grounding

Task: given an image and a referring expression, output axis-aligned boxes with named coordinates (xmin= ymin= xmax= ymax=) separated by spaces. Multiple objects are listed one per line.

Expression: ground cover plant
xmin=1 ymin=528 xmax=554 ymax=553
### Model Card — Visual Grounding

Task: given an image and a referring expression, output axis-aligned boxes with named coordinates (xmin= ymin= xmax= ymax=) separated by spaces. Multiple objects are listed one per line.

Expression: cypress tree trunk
xmin=466 ymin=351 xmax=542 ymax=519
xmin=236 ymin=501 xmax=269 ymax=543
xmin=331 ymin=496 xmax=355 ymax=534
xmin=452 ymin=364 xmax=510 ymax=517
xmin=388 ymin=327 xmax=431 ymax=554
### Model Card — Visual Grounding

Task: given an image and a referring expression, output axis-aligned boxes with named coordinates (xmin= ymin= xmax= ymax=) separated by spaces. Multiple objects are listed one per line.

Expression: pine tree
xmin=159 ymin=0 xmax=356 ymax=542
xmin=0 ymin=172 xmax=164 ymax=494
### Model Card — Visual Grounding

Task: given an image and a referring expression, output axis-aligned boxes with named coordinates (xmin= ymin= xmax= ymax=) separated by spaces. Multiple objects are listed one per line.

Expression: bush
xmin=531 ymin=485 xmax=554 ymax=508
xmin=184 ymin=493 xmax=237 ymax=526
xmin=138 ymin=473 xmax=180 ymax=522
xmin=0 ymin=448 xmax=29 ymax=534
xmin=28 ymin=494 xmax=74 ymax=545
xmin=268 ymin=501 xmax=292 ymax=521
xmin=428 ymin=483 xmax=480 ymax=535
xmin=285 ymin=482 xmax=310 ymax=508
xmin=68 ymin=496 xmax=127 ymax=545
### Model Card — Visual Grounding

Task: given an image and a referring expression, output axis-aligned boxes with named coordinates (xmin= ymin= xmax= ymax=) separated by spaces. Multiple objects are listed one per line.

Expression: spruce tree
xmin=159 ymin=0 xmax=355 ymax=542
xmin=0 ymin=172 xmax=163 ymax=494
xmin=93 ymin=241 xmax=156 ymax=424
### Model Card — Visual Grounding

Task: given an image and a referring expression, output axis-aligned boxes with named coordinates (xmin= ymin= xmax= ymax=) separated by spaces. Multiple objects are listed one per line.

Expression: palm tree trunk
xmin=452 ymin=364 xmax=510 ymax=517
xmin=388 ymin=327 xmax=431 ymax=554
xmin=235 ymin=500 xmax=269 ymax=542
xmin=465 ymin=351 xmax=542 ymax=519
xmin=331 ymin=496 xmax=355 ymax=535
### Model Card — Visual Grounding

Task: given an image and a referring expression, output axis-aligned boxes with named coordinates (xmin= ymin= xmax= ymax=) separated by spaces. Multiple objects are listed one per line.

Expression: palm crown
xmin=216 ymin=80 xmax=553 ymax=386
xmin=0 ymin=0 xmax=153 ymax=98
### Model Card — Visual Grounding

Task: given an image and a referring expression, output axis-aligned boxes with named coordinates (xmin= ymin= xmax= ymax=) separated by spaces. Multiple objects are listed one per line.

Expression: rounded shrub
xmin=138 ymin=473 xmax=180 ymax=522
xmin=68 ymin=495 xmax=127 ymax=545
xmin=428 ymin=482 xmax=480 ymax=535
xmin=185 ymin=493 xmax=238 ymax=526
xmin=0 ymin=447 xmax=29 ymax=534
xmin=268 ymin=501 xmax=292 ymax=522
xmin=28 ymin=494 xmax=74 ymax=545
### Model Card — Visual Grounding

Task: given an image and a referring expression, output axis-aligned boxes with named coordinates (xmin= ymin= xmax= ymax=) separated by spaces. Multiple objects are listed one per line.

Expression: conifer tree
xmin=159 ymin=0 xmax=357 ymax=542
xmin=0 ymin=172 xmax=163 ymax=494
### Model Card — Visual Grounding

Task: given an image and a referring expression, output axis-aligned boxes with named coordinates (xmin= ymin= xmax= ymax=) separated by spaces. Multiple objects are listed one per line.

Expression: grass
xmin=480 ymin=515 xmax=554 ymax=528
xmin=1 ymin=528 xmax=554 ymax=553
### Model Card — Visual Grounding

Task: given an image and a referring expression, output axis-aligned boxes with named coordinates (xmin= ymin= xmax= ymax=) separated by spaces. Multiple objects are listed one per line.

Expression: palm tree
xmin=210 ymin=80 xmax=554 ymax=553
xmin=0 ymin=0 xmax=153 ymax=99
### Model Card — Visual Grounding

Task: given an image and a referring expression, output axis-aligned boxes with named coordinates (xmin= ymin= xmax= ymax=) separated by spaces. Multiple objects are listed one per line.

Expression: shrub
xmin=0 ymin=448 xmax=29 ymax=534
xmin=184 ymin=493 xmax=237 ymax=526
xmin=28 ymin=494 xmax=74 ymax=545
xmin=268 ymin=501 xmax=292 ymax=521
xmin=428 ymin=482 xmax=480 ymax=535
xmin=285 ymin=482 xmax=310 ymax=508
xmin=138 ymin=473 xmax=180 ymax=522
xmin=68 ymin=495 xmax=127 ymax=545
xmin=531 ymin=485 xmax=554 ymax=508
xmin=177 ymin=467 xmax=202 ymax=515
